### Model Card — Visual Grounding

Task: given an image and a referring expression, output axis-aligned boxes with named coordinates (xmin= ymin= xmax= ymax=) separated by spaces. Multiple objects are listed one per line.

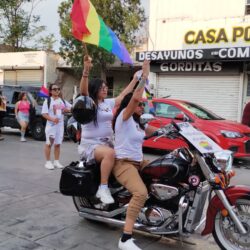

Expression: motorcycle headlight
xmin=221 ymin=130 xmax=243 ymax=138
xmin=213 ymin=150 xmax=233 ymax=172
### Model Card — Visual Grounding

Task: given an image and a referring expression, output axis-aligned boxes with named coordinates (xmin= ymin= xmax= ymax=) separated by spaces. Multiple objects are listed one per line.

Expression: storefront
xmin=136 ymin=47 xmax=250 ymax=122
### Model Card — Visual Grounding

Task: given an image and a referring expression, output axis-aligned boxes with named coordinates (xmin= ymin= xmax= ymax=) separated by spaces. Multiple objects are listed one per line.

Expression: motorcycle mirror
xmin=140 ymin=113 xmax=155 ymax=124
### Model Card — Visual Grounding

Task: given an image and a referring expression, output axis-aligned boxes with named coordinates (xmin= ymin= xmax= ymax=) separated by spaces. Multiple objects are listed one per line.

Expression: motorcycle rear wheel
xmin=212 ymin=199 xmax=250 ymax=250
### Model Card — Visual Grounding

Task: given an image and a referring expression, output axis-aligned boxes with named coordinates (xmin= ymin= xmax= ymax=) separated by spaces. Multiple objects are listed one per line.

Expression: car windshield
xmin=180 ymin=102 xmax=224 ymax=120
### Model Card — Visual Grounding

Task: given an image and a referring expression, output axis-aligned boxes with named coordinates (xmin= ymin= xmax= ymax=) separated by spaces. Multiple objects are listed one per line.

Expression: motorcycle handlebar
xmin=144 ymin=130 xmax=161 ymax=140
xmin=144 ymin=121 xmax=181 ymax=141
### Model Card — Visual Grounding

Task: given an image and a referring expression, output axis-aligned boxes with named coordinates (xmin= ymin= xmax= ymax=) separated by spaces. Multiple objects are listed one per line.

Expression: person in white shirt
xmin=79 ymin=56 xmax=140 ymax=204
xmin=112 ymin=61 xmax=158 ymax=250
xmin=42 ymin=84 xmax=71 ymax=170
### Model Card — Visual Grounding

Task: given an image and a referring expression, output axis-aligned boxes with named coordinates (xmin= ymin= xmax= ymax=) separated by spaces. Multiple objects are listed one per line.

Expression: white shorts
xmin=45 ymin=124 xmax=64 ymax=145
xmin=78 ymin=137 xmax=114 ymax=162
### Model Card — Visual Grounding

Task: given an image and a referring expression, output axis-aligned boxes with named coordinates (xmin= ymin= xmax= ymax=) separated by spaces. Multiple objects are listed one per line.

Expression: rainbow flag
xmin=38 ymin=85 xmax=49 ymax=98
xmin=70 ymin=0 xmax=133 ymax=64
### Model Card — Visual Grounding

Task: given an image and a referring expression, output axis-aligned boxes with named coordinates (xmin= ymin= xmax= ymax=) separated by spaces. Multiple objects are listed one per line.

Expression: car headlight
xmin=221 ymin=130 xmax=243 ymax=138
xmin=213 ymin=150 xmax=233 ymax=172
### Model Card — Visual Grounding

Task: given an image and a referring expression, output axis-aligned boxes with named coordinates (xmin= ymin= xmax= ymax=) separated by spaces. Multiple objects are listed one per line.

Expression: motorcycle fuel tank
xmin=141 ymin=152 xmax=190 ymax=183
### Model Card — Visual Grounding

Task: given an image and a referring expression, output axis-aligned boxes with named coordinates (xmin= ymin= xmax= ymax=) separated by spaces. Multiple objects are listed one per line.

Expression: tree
xmin=58 ymin=0 xmax=145 ymax=78
xmin=35 ymin=34 xmax=57 ymax=51
xmin=0 ymin=0 xmax=47 ymax=51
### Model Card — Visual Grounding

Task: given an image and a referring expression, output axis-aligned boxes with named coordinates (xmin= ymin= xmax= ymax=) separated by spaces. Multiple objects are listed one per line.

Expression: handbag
xmin=59 ymin=161 xmax=100 ymax=197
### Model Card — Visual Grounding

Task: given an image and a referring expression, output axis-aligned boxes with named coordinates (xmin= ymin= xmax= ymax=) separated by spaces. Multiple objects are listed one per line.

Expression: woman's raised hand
xmin=83 ymin=55 xmax=93 ymax=76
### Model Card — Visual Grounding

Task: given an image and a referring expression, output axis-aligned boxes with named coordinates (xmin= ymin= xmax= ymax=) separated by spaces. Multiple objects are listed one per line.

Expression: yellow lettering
xmin=185 ymin=31 xmax=195 ymax=44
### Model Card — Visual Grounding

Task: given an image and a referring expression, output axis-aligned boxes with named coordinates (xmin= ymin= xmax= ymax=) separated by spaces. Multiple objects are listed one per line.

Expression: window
xmin=180 ymin=102 xmax=223 ymax=120
xmin=12 ymin=92 xmax=20 ymax=104
xmin=246 ymin=0 xmax=250 ymax=15
xmin=153 ymin=102 xmax=182 ymax=118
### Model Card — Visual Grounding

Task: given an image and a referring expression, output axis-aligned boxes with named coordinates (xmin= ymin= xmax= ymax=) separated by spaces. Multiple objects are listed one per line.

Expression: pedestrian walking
xmin=42 ymin=84 xmax=71 ymax=170
xmin=0 ymin=91 xmax=6 ymax=141
xmin=15 ymin=92 xmax=30 ymax=142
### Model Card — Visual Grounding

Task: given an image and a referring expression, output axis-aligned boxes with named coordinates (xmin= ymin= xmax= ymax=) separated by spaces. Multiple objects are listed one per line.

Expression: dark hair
xmin=48 ymin=83 xmax=58 ymax=97
xmin=88 ymin=78 xmax=106 ymax=126
xmin=18 ymin=92 xmax=27 ymax=101
xmin=113 ymin=92 xmax=145 ymax=131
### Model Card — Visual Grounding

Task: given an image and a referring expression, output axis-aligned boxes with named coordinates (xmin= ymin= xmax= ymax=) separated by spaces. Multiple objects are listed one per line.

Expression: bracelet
xmin=82 ymin=74 xmax=89 ymax=78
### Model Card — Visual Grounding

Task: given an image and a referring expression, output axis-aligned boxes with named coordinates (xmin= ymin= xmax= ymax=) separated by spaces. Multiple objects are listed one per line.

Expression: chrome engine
xmin=150 ymin=184 xmax=179 ymax=201
xmin=138 ymin=207 xmax=173 ymax=226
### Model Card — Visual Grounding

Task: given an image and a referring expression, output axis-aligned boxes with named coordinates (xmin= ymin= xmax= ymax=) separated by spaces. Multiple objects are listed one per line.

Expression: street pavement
xmin=0 ymin=131 xmax=249 ymax=250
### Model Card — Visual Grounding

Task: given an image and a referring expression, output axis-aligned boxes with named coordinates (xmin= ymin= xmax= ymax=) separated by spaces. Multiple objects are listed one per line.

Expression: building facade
xmin=136 ymin=0 xmax=250 ymax=122
xmin=0 ymin=51 xmax=78 ymax=100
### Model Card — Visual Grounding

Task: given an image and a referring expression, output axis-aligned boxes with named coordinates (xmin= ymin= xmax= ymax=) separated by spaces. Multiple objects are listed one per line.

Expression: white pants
xmin=45 ymin=124 xmax=64 ymax=145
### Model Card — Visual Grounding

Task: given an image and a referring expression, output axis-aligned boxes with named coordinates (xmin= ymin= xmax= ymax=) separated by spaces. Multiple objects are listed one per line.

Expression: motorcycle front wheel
xmin=212 ymin=199 xmax=250 ymax=250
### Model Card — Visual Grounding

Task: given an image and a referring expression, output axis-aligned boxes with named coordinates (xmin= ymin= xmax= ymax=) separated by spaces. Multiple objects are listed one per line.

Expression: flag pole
xmin=83 ymin=42 xmax=88 ymax=56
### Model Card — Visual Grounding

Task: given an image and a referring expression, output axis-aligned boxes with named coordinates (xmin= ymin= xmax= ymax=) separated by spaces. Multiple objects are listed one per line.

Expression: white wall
xmin=148 ymin=0 xmax=249 ymax=50
xmin=0 ymin=70 xmax=3 ymax=85
xmin=0 ymin=51 xmax=45 ymax=68
xmin=45 ymin=52 xmax=60 ymax=85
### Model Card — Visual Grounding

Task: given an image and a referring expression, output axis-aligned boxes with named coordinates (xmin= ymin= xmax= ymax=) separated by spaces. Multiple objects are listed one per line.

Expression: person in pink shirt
xmin=15 ymin=92 xmax=30 ymax=142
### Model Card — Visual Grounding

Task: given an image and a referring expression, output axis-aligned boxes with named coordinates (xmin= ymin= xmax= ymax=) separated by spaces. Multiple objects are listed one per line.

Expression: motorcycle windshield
xmin=177 ymin=122 xmax=222 ymax=154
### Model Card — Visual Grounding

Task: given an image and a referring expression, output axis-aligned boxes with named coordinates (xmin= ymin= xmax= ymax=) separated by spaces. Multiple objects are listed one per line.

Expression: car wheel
xmin=31 ymin=120 xmax=45 ymax=141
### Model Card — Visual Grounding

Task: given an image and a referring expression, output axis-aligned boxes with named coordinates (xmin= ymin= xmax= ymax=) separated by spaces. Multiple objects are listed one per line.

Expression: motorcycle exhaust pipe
xmin=79 ymin=211 xmax=179 ymax=235
xmin=79 ymin=211 xmax=130 ymax=227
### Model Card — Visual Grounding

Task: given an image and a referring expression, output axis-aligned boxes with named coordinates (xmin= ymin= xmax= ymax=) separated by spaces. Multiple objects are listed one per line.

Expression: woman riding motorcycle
xmin=78 ymin=55 xmax=145 ymax=205
xmin=112 ymin=60 xmax=158 ymax=250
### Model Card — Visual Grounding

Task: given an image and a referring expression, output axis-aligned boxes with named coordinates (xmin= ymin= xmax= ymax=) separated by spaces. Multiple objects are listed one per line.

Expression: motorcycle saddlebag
xmin=59 ymin=161 xmax=99 ymax=197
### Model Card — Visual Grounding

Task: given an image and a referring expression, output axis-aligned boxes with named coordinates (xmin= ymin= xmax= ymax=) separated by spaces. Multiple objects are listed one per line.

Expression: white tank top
xmin=114 ymin=110 xmax=145 ymax=162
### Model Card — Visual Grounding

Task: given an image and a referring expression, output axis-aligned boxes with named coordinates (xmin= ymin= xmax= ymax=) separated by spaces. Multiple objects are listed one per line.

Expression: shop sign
xmin=136 ymin=47 xmax=250 ymax=62
xmin=159 ymin=62 xmax=222 ymax=72
xmin=184 ymin=26 xmax=250 ymax=45
xmin=151 ymin=61 xmax=241 ymax=73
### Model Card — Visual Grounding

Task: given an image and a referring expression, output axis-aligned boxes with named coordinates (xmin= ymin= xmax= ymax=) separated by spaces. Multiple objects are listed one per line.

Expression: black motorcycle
xmin=61 ymin=115 xmax=250 ymax=250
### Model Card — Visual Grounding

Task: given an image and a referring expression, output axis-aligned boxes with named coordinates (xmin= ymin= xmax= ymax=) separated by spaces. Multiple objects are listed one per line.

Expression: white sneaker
xmin=118 ymin=238 xmax=141 ymax=250
xmin=45 ymin=161 xmax=54 ymax=170
xmin=20 ymin=137 xmax=26 ymax=142
xmin=96 ymin=186 xmax=114 ymax=204
xmin=54 ymin=161 xmax=64 ymax=169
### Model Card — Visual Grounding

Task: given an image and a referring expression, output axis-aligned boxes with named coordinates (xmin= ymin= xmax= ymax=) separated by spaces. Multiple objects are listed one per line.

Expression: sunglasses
xmin=52 ymin=88 xmax=60 ymax=91
xmin=138 ymin=102 xmax=145 ymax=107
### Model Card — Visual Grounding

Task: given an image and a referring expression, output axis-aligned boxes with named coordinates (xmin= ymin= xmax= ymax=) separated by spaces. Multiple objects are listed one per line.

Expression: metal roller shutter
xmin=4 ymin=70 xmax=43 ymax=86
xmin=4 ymin=71 xmax=16 ymax=85
xmin=157 ymin=75 xmax=240 ymax=121
xmin=17 ymin=70 xmax=43 ymax=86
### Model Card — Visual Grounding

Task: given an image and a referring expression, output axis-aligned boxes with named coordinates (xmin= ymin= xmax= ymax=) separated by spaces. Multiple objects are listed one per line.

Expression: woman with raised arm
xmin=78 ymin=55 xmax=141 ymax=205
xmin=112 ymin=61 xmax=158 ymax=250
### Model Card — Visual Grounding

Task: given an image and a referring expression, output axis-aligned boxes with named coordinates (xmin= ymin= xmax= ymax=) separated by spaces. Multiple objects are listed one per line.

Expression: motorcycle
xmin=61 ymin=114 xmax=250 ymax=250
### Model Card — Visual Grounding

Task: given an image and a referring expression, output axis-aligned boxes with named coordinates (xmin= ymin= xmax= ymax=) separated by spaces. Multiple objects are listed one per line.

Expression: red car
xmin=143 ymin=98 xmax=250 ymax=159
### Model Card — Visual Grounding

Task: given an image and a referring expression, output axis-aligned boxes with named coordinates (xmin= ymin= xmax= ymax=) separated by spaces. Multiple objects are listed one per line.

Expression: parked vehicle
xmin=0 ymin=85 xmax=70 ymax=140
xmin=60 ymin=115 xmax=250 ymax=250
xmin=143 ymin=98 xmax=250 ymax=159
